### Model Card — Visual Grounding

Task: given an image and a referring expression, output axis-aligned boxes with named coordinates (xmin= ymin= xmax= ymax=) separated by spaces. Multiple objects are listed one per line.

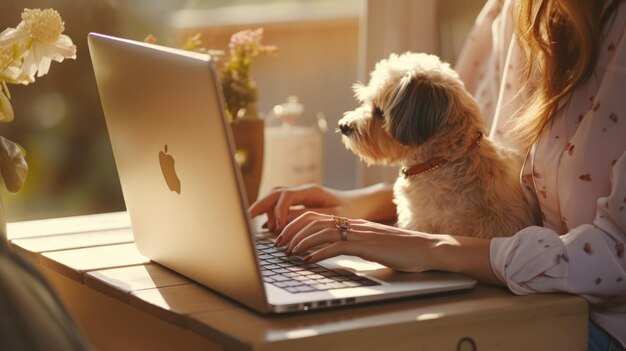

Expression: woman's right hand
xmin=249 ymin=184 xmax=349 ymax=233
xmin=248 ymin=182 xmax=396 ymax=234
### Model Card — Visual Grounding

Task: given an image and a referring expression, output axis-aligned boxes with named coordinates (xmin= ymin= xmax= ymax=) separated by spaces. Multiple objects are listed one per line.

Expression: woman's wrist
xmin=429 ymin=234 xmax=503 ymax=286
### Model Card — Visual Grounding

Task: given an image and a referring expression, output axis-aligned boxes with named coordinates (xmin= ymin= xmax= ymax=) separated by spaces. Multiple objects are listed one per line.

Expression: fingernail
xmin=273 ymin=235 xmax=283 ymax=246
xmin=303 ymin=255 xmax=312 ymax=262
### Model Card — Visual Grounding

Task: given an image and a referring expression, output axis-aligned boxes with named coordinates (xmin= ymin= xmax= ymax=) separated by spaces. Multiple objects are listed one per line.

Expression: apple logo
xmin=159 ymin=144 xmax=181 ymax=194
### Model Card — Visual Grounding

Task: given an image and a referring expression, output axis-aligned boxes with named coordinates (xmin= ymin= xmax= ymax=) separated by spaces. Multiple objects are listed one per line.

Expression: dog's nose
xmin=339 ymin=123 xmax=354 ymax=135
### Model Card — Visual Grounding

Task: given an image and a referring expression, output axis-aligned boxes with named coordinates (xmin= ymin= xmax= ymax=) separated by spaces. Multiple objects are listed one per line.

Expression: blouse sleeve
xmin=490 ymin=153 xmax=626 ymax=303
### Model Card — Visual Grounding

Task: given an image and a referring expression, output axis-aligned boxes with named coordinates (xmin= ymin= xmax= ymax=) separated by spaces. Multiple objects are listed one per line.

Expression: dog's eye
xmin=373 ymin=106 xmax=384 ymax=119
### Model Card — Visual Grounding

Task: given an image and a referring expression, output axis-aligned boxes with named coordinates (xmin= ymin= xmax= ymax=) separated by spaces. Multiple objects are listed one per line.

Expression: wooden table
xmin=7 ymin=212 xmax=589 ymax=351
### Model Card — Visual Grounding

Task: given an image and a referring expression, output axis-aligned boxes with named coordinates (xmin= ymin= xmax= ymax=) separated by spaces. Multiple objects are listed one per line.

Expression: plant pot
xmin=230 ymin=118 xmax=264 ymax=204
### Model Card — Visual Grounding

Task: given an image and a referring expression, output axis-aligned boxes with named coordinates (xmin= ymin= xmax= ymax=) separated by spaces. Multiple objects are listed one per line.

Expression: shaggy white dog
xmin=338 ymin=52 xmax=536 ymax=238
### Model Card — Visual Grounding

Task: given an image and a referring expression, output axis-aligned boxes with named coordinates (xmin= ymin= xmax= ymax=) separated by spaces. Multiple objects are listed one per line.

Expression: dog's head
xmin=338 ymin=52 xmax=482 ymax=166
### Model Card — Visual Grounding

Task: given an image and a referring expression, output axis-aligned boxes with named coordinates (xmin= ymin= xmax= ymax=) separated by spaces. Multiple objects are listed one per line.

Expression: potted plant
xmin=0 ymin=8 xmax=76 ymax=243
xmin=147 ymin=28 xmax=275 ymax=203
xmin=219 ymin=28 xmax=275 ymax=203
xmin=0 ymin=9 xmax=89 ymax=350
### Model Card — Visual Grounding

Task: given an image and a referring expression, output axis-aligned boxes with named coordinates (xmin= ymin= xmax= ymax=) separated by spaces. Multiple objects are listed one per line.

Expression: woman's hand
xmin=249 ymin=184 xmax=347 ymax=233
xmin=276 ymin=211 xmax=502 ymax=285
xmin=248 ymin=183 xmax=396 ymax=233
xmin=276 ymin=211 xmax=440 ymax=272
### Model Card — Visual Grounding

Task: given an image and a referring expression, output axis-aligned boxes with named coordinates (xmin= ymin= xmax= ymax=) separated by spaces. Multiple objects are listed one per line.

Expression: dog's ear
xmin=387 ymin=77 xmax=452 ymax=146
xmin=352 ymin=82 xmax=368 ymax=103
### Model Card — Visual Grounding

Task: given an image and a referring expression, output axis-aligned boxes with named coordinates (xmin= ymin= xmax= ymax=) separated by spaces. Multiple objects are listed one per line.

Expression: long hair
xmin=512 ymin=0 xmax=621 ymax=148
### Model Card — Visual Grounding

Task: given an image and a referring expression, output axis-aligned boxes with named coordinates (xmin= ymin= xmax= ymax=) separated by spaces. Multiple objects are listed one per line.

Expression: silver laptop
xmin=88 ymin=32 xmax=476 ymax=313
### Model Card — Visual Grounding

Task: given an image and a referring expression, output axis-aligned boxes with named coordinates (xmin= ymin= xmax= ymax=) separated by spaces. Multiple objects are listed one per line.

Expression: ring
xmin=332 ymin=215 xmax=351 ymax=241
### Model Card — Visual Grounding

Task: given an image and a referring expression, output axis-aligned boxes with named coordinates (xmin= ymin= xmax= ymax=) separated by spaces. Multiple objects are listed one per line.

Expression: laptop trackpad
xmin=319 ymin=255 xmax=468 ymax=285
xmin=320 ymin=255 xmax=385 ymax=272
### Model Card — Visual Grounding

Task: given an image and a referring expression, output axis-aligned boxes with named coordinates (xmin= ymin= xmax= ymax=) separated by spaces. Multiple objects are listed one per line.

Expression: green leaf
xmin=0 ymin=136 xmax=28 ymax=193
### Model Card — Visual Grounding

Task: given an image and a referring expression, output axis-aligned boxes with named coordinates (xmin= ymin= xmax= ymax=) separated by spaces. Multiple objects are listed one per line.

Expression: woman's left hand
xmin=278 ymin=211 xmax=502 ymax=285
xmin=277 ymin=211 xmax=441 ymax=273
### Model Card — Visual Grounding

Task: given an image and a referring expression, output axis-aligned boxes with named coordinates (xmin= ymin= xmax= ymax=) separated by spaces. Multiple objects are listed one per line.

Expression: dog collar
xmin=401 ymin=132 xmax=483 ymax=178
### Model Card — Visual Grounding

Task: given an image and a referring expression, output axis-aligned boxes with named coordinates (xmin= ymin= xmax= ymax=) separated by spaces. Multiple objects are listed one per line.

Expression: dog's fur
xmin=338 ymin=52 xmax=536 ymax=238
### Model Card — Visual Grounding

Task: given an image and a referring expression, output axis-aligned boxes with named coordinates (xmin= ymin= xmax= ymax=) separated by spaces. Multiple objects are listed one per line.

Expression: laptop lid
xmin=89 ymin=32 xmax=477 ymax=315
xmin=88 ymin=32 xmax=269 ymax=312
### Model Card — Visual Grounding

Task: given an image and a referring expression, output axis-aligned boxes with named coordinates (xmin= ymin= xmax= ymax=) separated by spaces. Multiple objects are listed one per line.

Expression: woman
xmin=250 ymin=0 xmax=625 ymax=349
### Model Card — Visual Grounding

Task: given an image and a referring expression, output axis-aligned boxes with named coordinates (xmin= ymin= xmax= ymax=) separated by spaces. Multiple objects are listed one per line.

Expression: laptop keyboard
xmin=256 ymin=238 xmax=379 ymax=294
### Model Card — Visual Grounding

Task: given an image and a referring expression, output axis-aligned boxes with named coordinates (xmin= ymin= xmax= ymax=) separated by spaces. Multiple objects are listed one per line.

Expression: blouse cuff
xmin=490 ymin=226 xmax=569 ymax=295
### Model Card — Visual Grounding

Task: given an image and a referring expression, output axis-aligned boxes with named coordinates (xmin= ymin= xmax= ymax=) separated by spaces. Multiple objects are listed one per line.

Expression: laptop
xmin=88 ymin=32 xmax=477 ymax=313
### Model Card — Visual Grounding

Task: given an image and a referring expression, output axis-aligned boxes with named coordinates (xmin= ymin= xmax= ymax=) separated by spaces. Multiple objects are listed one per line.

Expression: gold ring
xmin=332 ymin=215 xmax=350 ymax=241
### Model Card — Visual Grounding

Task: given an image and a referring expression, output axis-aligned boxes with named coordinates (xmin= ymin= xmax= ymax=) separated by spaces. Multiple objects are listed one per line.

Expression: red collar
xmin=401 ymin=133 xmax=483 ymax=178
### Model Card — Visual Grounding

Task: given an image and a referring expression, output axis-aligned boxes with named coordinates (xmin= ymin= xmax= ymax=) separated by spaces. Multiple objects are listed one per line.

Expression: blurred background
xmin=0 ymin=0 xmax=483 ymax=222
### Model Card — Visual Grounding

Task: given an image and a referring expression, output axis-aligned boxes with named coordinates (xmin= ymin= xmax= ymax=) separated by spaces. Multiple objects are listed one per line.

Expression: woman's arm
xmin=249 ymin=182 xmax=396 ymax=232
xmin=490 ymin=152 xmax=626 ymax=299
xmin=281 ymin=212 xmax=503 ymax=285
xmin=431 ymin=234 xmax=502 ymax=285
xmin=338 ymin=182 xmax=396 ymax=222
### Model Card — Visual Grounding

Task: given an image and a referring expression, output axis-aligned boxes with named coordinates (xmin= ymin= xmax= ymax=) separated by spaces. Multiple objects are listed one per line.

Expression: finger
xmin=291 ymin=227 xmax=372 ymax=255
xmin=280 ymin=212 xmax=329 ymax=247
xmin=289 ymin=227 xmax=341 ymax=255
xmin=274 ymin=184 xmax=331 ymax=232
xmin=248 ymin=191 xmax=282 ymax=218
xmin=274 ymin=190 xmax=296 ymax=232
xmin=267 ymin=211 xmax=277 ymax=233
xmin=275 ymin=207 xmax=337 ymax=234
xmin=280 ymin=212 xmax=326 ymax=247
xmin=288 ymin=225 xmax=337 ymax=253
xmin=284 ymin=207 xmax=334 ymax=223
xmin=275 ymin=208 xmax=327 ymax=236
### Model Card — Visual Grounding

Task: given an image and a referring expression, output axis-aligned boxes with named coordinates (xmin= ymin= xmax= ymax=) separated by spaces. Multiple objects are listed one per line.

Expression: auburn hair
xmin=512 ymin=0 xmax=621 ymax=148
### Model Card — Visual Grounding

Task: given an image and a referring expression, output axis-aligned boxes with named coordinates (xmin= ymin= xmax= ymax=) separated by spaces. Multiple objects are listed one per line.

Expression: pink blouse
xmin=456 ymin=0 xmax=626 ymax=345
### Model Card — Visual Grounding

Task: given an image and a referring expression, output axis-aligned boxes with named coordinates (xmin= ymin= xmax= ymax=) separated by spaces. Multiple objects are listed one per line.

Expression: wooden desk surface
xmin=7 ymin=213 xmax=589 ymax=351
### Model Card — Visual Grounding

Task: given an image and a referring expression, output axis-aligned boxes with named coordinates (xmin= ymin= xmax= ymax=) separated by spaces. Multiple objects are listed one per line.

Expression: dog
xmin=337 ymin=52 xmax=536 ymax=239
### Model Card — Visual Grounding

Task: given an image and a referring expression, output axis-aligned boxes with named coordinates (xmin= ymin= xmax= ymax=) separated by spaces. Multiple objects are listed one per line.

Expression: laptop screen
xmin=89 ymin=32 xmax=269 ymax=312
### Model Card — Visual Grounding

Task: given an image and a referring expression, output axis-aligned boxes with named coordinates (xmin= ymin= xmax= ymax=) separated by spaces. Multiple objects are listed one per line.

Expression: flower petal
xmin=0 ymin=66 xmax=21 ymax=81
xmin=36 ymin=54 xmax=52 ymax=77
xmin=17 ymin=37 xmax=77 ymax=78
xmin=52 ymin=35 xmax=77 ymax=59
xmin=19 ymin=47 xmax=37 ymax=78
xmin=0 ymin=27 xmax=29 ymax=47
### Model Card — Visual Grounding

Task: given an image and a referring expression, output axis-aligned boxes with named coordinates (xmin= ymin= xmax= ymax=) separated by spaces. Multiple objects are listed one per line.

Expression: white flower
xmin=0 ymin=7 xmax=75 ymax=194
xmin=0 ymin=8 xmax=76 ymax=81
xmin=0 ymin=45 xmax=31 ymax=85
